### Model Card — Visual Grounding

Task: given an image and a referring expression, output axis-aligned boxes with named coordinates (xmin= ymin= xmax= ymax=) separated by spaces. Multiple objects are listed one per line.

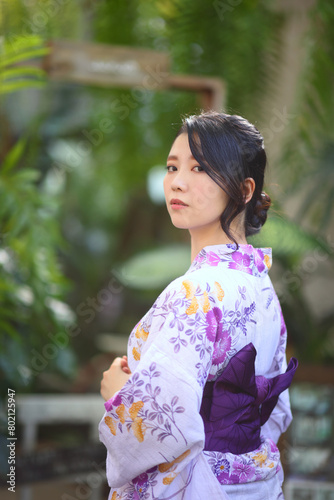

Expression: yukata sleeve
xmin=261 ymin=306 xmax=293 ymax=444
xmin=98 ymin=279 xmax=217 ymax=488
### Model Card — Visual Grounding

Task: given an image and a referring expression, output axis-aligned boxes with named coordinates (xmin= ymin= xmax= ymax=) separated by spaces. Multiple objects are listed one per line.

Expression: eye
xmin=193 ymin=165 xmax=204 ymax=172
xmin=166 ymin=165 xmax=177 ymax=172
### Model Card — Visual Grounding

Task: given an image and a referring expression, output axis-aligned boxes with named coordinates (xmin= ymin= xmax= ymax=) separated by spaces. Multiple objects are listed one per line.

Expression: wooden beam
xmin=166 ymin=74 xmax=225 ymax=111
xmin=43 ymin=39 xmax=170 ymax=88
xmin=42 ymin=40 xmax=225 ymax=111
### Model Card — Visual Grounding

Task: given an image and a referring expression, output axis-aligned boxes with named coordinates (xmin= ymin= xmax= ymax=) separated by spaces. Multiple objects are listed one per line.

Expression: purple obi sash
xmin=199 ymin=343 xmax=298 ymax=454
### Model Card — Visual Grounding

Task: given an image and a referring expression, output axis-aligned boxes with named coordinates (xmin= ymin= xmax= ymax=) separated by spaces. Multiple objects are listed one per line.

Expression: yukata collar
xmin=186 ymin=243 xmax=272 ymax=278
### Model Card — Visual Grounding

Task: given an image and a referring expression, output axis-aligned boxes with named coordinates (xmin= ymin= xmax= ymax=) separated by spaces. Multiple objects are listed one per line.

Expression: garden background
xmin=0 ymin=0 xmax=334 ymax=497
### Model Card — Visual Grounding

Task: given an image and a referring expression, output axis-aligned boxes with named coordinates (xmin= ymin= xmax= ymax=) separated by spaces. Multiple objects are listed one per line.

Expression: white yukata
xmin=99 ymin=244 xmax=295 ymax=500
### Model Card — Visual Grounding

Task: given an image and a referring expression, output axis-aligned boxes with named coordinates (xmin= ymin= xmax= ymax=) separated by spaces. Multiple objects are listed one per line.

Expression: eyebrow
xmin=167 ymin=154 xmax=196 ymax=161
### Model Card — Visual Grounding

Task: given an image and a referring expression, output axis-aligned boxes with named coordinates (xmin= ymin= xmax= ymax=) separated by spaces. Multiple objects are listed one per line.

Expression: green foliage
xmin=0 ymin=0 xmax=82 ymax=41
xmin=0 ymin=135 xmax=77 ymax=389
xmin=94 ymin=0 xmax=284 ymax=121
xmin=0 ymin=35 xmax=49 ymax=93
xmin=0 ymin=34 xmax=76 ymax=390
xmin=1 ymin=0 xmax=333 ymax=391
xmin=156 ymin=0 xmax=284 ymax=120
xmin=251 ymin=214 xmax=334 ymax=363
xmin=250 ymin=215 xmax=333 ymax=257
xmin=75 ymin=0 xmax=334 ymax=365
xmin=280 ymin=0 xmax=334 ymax=234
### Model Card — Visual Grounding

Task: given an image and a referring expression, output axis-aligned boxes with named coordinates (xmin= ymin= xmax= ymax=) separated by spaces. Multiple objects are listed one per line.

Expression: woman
xmin=99 ymin=111 xmax=297 ymax=500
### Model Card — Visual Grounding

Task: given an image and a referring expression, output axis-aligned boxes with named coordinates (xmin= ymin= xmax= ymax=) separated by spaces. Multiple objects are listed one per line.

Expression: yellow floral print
xmin=132 ymin=346 xmax=141 ymax=361
xmin=158 ymin=449 xmax=191 ymax=472
xmin=201 ymin=291 xmax=211 ymax=313
xmin=131 ymin=417 xmax=146 ymax=443
xmin=129 ymin=401 xmax=144 ymax=419
xmin=110 ymin=492 xmax=124 ymax=500
xmin=104 ymin=416 xmax=117 ymax=436
xmin=186 ymin=296 xmax=199 ymax=315
xmin=163 ymin=473 xmax=178 ymax=485
xmin=132 ymin=324 xmax=149 ymax=361
xmin=182 ymin=280 xmax=195 ymax=299
xmin=252 ymin=450 xmax=268 ymax=467
xmin=106 ymin=401 xmax=146 ymax=442
xmin=264 ymin=254 xmax=271 ymax=269
xmin=116 ymin=404 xmax=127 ymax=424
xmin=214 ymin=281 xmax=225 ymax=301
xmin=135 ymin=326 xmax=149 ymax=341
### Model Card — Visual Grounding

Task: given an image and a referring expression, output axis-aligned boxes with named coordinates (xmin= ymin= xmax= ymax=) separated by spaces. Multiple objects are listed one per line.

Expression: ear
xmin=243 ymin=178 xmax=256 ymax=204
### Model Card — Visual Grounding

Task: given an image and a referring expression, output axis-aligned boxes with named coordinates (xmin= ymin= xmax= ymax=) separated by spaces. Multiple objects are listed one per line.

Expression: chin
xmin=171 ymin=222 xmax=190 ymax=230
xmin=167 ymin=213 xmax=186 ymax=228
xmin=169 ymin=217 xmax=190 ymax=230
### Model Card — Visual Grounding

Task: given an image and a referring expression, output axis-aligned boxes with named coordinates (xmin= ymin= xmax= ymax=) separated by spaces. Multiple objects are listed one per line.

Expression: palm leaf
xmin=1 ymin=137 xmax=27 ymax=173
xmin=0 ymin=79 xmax=46 ymax=94
xmin=0 ymin=47 xmax=49 ymax=68
xmin=0 ymin=34 xmax=49 ymax=95
xmin=1 ymin=66 xmax=47 ymax=79
xmin=2 ymin=35 xmax=45 ymax=54
xmin=249 ymin=215 xmax=333 ymax=257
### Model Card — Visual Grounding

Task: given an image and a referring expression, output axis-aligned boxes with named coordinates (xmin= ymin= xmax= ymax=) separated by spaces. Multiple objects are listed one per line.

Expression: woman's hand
xmin=120 ymin=355 xmax=131 ymax=374
xmin=100 ymin=356 xmax=132 ymax=401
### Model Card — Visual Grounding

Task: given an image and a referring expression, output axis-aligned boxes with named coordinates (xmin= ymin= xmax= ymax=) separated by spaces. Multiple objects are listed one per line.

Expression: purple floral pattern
xmin=228 ymin=251 xmax=253 ymax=275
xmin=212 ymin=330 xmax=232 ymax=366
xmin=204 ymin=438 xmax=281 ymax=485
xmin=206 ymin=251 xmax=221 ymax=266
xmin=100 ymin=244 xmax=290 ymax=499
xmin=232 ymin=456 xmax=256 ymax=482
xmin=127 ymin=277 xmax=257 ymax=385
xmin=205 ymin=307 xmax=222 ymax=341
xmin=190 ymin=244 xmax=272 ymax=278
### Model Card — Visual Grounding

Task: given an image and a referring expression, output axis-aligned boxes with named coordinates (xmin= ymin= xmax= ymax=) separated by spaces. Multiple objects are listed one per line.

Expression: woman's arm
xmin=98 ymin=279 xmax=217 ymax=490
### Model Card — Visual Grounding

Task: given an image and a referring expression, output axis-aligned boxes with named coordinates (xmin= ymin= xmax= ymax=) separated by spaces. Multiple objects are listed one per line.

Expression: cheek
xmin=163 ymin=176 xmax=169 ymax=197
xmin=193 ymin=183 xmax=225 ymax=209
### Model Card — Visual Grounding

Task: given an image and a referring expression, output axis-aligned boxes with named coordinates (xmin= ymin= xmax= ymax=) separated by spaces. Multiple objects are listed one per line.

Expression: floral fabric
xmin=99 ymin=244 xmax=292 ymax=500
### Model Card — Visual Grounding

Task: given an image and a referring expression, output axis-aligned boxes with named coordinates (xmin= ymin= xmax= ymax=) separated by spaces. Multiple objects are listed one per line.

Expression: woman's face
xmin=163 ymin=133 xmax=229 ymax=236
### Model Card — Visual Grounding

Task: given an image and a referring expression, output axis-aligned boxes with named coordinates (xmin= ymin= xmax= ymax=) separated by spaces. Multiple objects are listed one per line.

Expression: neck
xmin=189 ymin=223 xmax=248 ymax=262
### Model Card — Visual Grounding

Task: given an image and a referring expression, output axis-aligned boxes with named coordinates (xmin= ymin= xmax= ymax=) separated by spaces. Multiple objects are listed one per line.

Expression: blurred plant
xmin=95 ymin=0 xmax=285 ymax=122
xmin=0 ymin=0 xmax=333 ymax=395
xmin=0 ymin=35 xmax=77 ymax=392
xmin=280 ymin=0 xmax=334 ymax=235
xmin=269 ymin=0 xmax=334 ymax=362
xmin=0 ymin=34 xmax=48 ymax=94
xmin=92 ymin=0 xmax=334 ymax=365
xmin=250 ymin=214 xmax=334 ymax=364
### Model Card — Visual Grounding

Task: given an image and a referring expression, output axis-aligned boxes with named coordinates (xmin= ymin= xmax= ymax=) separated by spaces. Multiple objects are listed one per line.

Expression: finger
xmin=111 ymin=357 xmax=122 ymax=366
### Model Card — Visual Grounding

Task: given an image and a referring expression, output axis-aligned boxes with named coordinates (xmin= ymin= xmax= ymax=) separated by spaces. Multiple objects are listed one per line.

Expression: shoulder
xmin=152 ymin=256 xmax=268 ymax=314
xmin=151 ymin=268 xmax=226 ymax=317
xmin=179 ymin=264 xmax=255 ymax=303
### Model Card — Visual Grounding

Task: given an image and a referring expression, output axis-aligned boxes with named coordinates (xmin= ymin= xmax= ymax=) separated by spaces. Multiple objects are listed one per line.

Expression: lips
xmin=170 ymin=198 xmax=188 ymax=206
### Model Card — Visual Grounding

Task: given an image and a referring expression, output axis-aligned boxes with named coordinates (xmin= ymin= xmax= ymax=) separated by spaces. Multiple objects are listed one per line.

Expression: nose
xmin=170 ymin=169 xmax=188 ymax=192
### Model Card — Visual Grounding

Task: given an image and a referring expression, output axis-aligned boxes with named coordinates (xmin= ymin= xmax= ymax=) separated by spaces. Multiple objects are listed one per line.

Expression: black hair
xmin=177 ymin=111 xmax=271 ymax=243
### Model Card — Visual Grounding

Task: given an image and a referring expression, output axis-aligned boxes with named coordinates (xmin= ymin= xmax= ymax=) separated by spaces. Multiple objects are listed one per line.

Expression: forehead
xmin=168 ymin=133 xmax=193 ymax=158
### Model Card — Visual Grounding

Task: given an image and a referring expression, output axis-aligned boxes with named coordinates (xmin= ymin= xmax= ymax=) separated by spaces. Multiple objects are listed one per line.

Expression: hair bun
xmin=259 ymin=191 xmax=271 ymax=210
xmin=246 ymin=191 xmax=271 ymax=236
